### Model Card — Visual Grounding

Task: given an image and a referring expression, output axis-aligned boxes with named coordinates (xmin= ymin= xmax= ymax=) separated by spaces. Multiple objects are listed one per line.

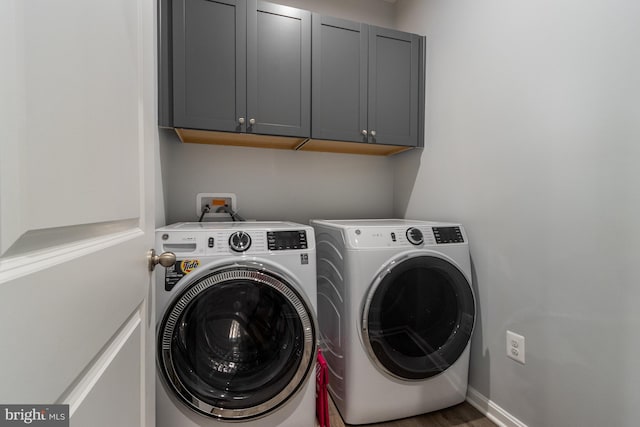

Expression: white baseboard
xmin=466 ymin=386 xmax=528 ymax=427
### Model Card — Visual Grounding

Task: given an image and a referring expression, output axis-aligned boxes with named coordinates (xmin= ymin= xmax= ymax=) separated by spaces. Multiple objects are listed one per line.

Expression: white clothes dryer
xmin=310 ymin=219 xmax=475 ymax=425
xmin=155 ymin=222 xmax=317 ymax=427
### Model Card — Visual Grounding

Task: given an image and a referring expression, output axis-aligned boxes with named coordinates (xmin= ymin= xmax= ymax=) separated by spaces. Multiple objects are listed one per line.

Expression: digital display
xmin=267 ymin=230 xmax=307 ymax=250
xmin=433 ymin=227 xmax=464 ymax=244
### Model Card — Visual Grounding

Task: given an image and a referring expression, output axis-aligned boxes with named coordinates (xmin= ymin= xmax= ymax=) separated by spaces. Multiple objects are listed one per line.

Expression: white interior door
xmin=0 ymin=1 xmax=156 ymax=426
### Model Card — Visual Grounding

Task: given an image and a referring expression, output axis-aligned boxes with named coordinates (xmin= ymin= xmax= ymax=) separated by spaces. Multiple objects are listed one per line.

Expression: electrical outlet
xmin=196 ymin=193 xmax=237 ymax=220
xmin=506 ymin=330 xmax=525 ymax=364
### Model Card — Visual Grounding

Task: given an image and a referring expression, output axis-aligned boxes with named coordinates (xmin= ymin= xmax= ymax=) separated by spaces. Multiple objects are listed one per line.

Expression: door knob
xmin=370 ymin=130 xmax=376 ymax=137
xmin=249 ymin=118 xmax=256 ymax=125
xmin=361 ymin=130 xmax=368 ymax=136
xmin=148 ymin=249 xmax=176 ymax=271
xmin=238 ymin=117 xmax=245 ymax=125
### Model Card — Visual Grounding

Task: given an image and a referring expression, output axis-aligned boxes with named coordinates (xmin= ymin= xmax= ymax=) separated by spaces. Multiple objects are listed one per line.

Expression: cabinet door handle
xmin=238 ymin=117 xmax=245 ymax=125
xmin=370 ymin=130 xmax=376 ymax=137
xmin=249 ymin=118 xmax=256 ymax=125
xmin=361 ymin=130 xmax=368 ymax=136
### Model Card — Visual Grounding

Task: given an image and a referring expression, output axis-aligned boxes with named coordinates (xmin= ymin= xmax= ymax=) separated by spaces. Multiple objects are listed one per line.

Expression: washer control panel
xmin=158 ymin=227 xmax=312 ymax=255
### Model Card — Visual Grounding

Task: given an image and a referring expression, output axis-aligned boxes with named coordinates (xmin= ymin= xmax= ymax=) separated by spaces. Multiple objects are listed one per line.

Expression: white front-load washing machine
xmin=155 ymin=222 xmax=317 ymax=427
xmin=310 ymin=219 xmax=475 ymax=425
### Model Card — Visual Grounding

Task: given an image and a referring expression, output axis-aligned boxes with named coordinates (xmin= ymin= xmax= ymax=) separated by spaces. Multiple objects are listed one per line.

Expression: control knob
xmin=229 ymin=231 xmax=252 ymax=252
xmin=406 ymin=227 xmax=424 ymax=245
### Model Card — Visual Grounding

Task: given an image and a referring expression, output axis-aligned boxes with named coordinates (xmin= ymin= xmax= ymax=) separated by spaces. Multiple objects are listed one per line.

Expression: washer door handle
xmin=148 ymin=249 xmax=176 ymax=271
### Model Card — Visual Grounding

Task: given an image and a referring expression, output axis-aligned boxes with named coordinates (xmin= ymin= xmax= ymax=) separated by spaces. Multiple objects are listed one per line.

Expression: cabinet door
xmin=311 ymin=15 xmax=368 ymax=143
xmin=368 ymin=27 xmax=420 ymax=147
xmin=247 ymin=1 xmax=310 ymax=137
xmin=173 ymin=0 xmax=246 ymax=131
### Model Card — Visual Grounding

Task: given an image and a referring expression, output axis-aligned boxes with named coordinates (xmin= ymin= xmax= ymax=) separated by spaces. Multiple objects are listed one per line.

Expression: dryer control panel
xmin=346 ymin=225 xmax=466 ymax=249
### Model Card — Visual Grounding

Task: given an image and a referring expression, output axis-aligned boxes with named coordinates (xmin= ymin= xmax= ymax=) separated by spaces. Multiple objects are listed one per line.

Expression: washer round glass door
xmin=158 ymin=265 xmax=316 ymax=420
xmin=362 ymin=254 xmax=475 ymax=380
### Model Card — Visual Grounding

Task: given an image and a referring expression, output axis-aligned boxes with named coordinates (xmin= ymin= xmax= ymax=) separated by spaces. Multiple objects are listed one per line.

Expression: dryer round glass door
xmin=157 ymin=265 xmax=316 ymax=421
xmin=362 ymin=255 xmax=475 ymax=380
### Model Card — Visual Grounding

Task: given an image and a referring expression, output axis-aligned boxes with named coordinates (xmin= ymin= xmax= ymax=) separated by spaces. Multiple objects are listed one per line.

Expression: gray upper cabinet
xmin=368 ymin=27 xmax=421 ymax=147
xmin=172 ymin=0 xmax=246 ymax=132
xmin=172 ymin=0 xmax=310 ymax=137
xmin=162 ymin=1 xmax=424 ymax=154
xmin=311 ymin=16 xmax=368 ymax=143
xmin=247 ymin=2 xmax=310 ymax=137
xmin=312 ymin=15 xmax=424 ymax=147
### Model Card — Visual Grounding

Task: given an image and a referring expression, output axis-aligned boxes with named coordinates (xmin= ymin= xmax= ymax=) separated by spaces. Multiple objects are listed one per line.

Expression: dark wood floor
xmin=319 ymin=395 xmax=496 ymax=427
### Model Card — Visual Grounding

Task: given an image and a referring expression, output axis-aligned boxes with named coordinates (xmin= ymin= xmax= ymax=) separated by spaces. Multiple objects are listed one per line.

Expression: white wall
xmin=158 ymin=0 xmax=397 ymax=226
xmin=394 ymin=1 xmax=640 ymax=426
xmin=160 ymin=130 xmax=394 ymax=224
xmin=276 ymin=0 xmax=396 ymax=28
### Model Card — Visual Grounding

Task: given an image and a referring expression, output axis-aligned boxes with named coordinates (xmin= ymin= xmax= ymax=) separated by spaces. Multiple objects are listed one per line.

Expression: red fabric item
xmin=316 ymin=349 xmax=330 ymax=427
